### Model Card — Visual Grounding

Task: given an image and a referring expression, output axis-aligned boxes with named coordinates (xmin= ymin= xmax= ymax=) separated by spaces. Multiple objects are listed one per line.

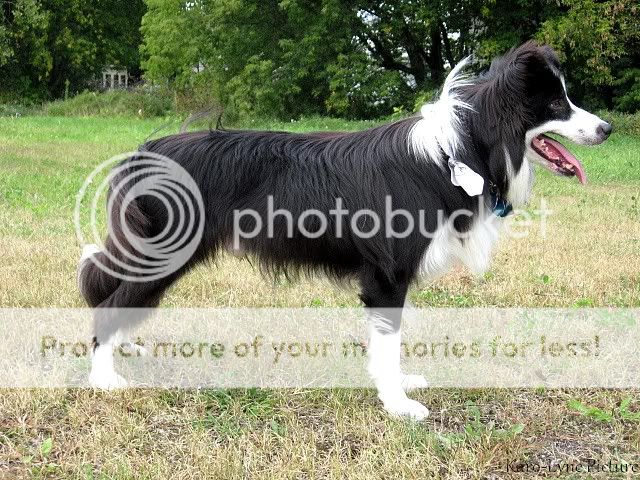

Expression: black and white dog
xmin=79 ymin=41 xmax=611 ymax=419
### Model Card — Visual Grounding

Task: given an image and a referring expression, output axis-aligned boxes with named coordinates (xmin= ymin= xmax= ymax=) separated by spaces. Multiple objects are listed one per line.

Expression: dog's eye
xmin=549 ymin=99 xmax=565 ymax=110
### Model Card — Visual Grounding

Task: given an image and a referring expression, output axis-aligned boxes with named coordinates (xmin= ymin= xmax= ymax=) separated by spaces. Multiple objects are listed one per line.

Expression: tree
xmin=142 ymin=0 xmax=357 ymax=118
xmin=0 ymin=0 xmax=51 ymax=100
xmin=95 ymin=0 xmax=146 ymax=77
xmin=3 ymin=0 xmax=639 ymax=113
xmin=538 ymin=0 xmax=640 ymax=111
xmin=140 ymin=0 xmax=200 ymax=89
xmin=353 ymin=1 xmax=478 ymax=88
xmin=0 ymin=0 xmax=145 ymax=100
xmin=328 ymin=0 xmax=485 ymax=117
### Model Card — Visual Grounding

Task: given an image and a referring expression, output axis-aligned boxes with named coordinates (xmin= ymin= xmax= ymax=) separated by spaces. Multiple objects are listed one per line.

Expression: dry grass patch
xmin=3 ymin=389 xmax=640 ymax=478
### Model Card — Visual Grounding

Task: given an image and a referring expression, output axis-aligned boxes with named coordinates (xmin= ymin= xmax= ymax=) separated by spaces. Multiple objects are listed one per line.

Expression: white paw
xmin=80 ymin=244 xmax=101 ymax=262
xmin=384 ymin=398 xmax=430 ymax=420
xmin=89 ymin=370 xmax=128 ymax=390
xmin=400 ymin=374 xmax=429 ymax=391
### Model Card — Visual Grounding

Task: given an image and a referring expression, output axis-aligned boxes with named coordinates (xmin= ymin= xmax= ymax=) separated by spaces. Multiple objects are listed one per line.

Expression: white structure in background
xmin=102 ymin=67 xmax=129 ymax=90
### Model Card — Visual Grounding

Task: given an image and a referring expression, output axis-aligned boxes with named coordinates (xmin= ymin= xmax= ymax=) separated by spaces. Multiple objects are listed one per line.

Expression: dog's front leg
xmin=368 ymin=319 xmax=429 ymax=420
xmin=361 ymin=267 xmax=429 ymax=420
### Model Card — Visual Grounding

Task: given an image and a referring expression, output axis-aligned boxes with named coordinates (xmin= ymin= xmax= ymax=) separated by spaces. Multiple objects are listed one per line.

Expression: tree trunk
xmin=440 ymin=21 xmax=455 ymax=67
xmin=427 ymin=25 xmax=445 ymax=84
xmin=400 ymin=24 xmax=427 ymax=87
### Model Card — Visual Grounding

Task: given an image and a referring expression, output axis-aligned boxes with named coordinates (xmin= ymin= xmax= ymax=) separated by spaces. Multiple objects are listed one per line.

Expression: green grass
xmin=0 ymin=114 xmax=639 ymax=478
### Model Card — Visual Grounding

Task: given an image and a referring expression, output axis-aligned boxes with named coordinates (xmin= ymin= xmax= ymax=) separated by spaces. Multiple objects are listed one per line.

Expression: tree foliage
xmin=141 ymin=0 xmax=640 ymax=118
xmin=538 ymin=0 xmax=640 ymax=111
xmin=142 ymin=0 xmax=359 ymax=118
xmin=2 ymin=0 xmax=639 ymax=114
xmin=0 ymin=0 xmax=145 ymax=101
xmin=0 ymin=0 xmax=50 ymax=100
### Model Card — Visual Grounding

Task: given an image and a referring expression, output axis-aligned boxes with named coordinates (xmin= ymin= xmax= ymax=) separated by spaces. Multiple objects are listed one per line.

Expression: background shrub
xmin=41 ymin=88 xmax=173 ymax=118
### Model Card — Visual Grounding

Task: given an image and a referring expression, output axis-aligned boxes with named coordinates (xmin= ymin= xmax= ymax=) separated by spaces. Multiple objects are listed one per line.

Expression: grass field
xmin=1 ymin=115 xmax=639 ymax=478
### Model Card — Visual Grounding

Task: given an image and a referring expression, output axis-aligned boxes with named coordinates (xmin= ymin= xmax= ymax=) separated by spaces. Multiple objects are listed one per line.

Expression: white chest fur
xmin=420 ymin=213 xmax=502 ymax=280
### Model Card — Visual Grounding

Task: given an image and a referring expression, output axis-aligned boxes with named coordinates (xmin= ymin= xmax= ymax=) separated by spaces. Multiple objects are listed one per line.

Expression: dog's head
xmin=469 ymin=41 xmax=611 ymax=204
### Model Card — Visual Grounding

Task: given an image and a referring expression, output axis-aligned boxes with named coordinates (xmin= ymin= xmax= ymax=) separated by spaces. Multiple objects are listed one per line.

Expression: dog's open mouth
xmin=531 ymin=134 xmax=586 ymax=184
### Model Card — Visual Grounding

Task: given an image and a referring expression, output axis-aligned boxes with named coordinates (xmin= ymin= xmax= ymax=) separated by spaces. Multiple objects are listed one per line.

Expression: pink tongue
xmin=543 ymin=135 xmax=587 ymax=184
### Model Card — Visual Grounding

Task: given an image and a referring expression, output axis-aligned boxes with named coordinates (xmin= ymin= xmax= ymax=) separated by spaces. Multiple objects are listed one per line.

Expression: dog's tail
xmin=78 ymin=164 xmax=151 ymax=307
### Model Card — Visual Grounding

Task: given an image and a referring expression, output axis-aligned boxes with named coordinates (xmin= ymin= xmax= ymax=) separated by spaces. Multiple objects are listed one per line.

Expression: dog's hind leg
xmin=88 ymin=274 xmax=181 ymax=390
xmin=360 ymin=265 xmax=429 ymax=420
xmin=89 ymin=326 xmax=127 ymax=390
xmin=77 ymin=243 xmax=122 ymax=308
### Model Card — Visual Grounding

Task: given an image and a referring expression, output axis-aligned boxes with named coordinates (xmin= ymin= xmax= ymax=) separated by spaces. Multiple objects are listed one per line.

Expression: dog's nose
xmin=597 ymin=122 xmax=612 ymax=139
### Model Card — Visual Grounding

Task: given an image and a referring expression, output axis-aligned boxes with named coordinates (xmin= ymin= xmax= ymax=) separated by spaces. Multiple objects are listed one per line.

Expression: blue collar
xmin=489 ymin=183 xmax=513 ymax=217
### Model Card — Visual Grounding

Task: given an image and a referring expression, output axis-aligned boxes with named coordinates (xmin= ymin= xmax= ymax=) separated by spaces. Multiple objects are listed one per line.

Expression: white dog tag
xmin=448 ymin=159 xmax=484 ymax=196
